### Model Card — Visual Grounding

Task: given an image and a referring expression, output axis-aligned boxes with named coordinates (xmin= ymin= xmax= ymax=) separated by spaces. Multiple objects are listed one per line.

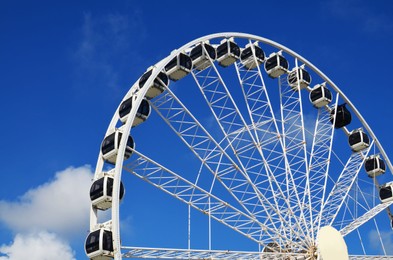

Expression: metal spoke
xmin=303 ymin=93 xmax=339 ymax=238
xmin=192 ymin=54 xmax=307 ymax=248
xmin=121 ymin=247 xmax=306 ymax=259
xmin=318 ymin=142 xmax=374 ymax=228
xmin=123 ymin=150 xmax=283 ymax=245
xmin=340 ymin=201 xmax=393 ymax=237
xmin=233 ymin=47 xmax=310 ymax=245
xmin=149 ymin=86 xmax=291 ymax=245
xmin=277 ymin=58 xmax=311 ymax=242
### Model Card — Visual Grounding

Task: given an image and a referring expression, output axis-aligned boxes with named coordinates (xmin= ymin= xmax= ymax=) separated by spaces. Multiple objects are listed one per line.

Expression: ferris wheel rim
xmin=89 ymin=32 xmax=392 ymax=259
xmin=99 ymin=31 xmax=393 ymax=175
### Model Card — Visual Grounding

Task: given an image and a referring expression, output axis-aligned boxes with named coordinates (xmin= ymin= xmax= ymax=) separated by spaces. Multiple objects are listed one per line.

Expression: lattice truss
xmin=121 ymin=246 xmax=393 ymax=260
xmin=116 ymin=36 xmax=393 ymax=259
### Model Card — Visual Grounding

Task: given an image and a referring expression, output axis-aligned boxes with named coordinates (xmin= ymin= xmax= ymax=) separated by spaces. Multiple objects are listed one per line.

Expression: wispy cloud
xmin=72 ymin=11 xmax=147 ymax=97
xmin=322 ymin=0 xmax=393 ymax=33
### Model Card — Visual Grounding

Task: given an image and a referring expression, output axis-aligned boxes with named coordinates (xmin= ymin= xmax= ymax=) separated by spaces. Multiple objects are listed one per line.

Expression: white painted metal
xmin=148 ymin=76 xmax=299 ymax=247
xmin=120 ymin=247 xmax=391 ymax=259
xmin=234 ymin=43 xmax=309 ymax=244
xmin=317 ymin=226 xmax=348 ymax=260
xmin=121 ymin=247 xmax=304 ymax=259
xmin=89 ymin=32 xmax=393 ymax=260
xmin=318 ymin=142 xmax=374 ymax=228
xmin=277 ymin=57 xmax=312 ymax=244
xmin=340 ymin=200 xmax=393 ymax=236
xmin=191 ymin=50 xmax=307 ymax=245
xmin=305 ymin=94 xmax=339 ymax=238
xmin=123 ymin=150 xmax=285 ymax=245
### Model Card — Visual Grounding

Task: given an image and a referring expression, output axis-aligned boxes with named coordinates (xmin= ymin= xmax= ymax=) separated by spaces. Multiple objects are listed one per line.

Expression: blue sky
xmin=1 ymin=0 xmax=393 ymax=259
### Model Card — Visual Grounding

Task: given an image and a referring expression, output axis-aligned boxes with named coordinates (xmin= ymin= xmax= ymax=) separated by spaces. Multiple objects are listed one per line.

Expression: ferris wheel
xmin=85 ymin=32 xmax=393 ymax=260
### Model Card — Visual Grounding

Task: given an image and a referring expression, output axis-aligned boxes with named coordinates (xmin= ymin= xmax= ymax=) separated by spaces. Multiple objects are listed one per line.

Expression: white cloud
xmin=322 ymin=0 xmax=393 ymax=33
xmin=0 ymin=231 xmax=75 ymax=260
xmin=0 ymin=166 xmax=93 ymax=239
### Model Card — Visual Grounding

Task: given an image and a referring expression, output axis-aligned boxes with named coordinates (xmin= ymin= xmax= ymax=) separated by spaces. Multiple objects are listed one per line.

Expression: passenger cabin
xmin=101 ymin=130 xmax=134 ymax=165
xmin=165 ymin=52 xmax=192 ymax=81
xmin=365 ymin=155 xmax=386 ymax=178
xmin=240 ymin=42 xmax=265 ymax=70
xmin=119 ymin=96 xmax=151 ymax=127
xmin=85 ymin=228 xmax=113 ymax=260
xmin=90 ymin=176 xmax=125 ymax=210
xmin=190 ymin=41 xmax=216 ymax=71
xmin=264 ymin=52 xmax=289 ymax=78
xmin=330 ymin=104 xmax=351 ymax=128
xmin=348 ymin=129 xmax=370 ymax=152
xmin=287 ymin=66 xmax=311 ymax=90
xmin=379 ymin=182 xmax=393 ymax=203
xmin=309 ymin=84 xmax=332 ymax=108
xmin=139 ymin=68 xmax=169 ymax=99
xmin=216 ymin=37 xmax=240 ymax=67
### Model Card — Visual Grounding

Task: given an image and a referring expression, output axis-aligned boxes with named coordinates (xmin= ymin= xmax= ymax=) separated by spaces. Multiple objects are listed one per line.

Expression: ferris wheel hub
xmin=316 ymin=226 xmax=348 ymax=260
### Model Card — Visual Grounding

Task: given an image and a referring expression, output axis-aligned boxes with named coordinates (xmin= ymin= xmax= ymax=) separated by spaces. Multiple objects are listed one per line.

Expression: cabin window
xmin=255 ymin=47 xmax=264 ymax=59
xmin=288 ymin=71 xmax=298 ymax=85
xmin=310 ymin=88 xmax=323 ymax=101
xmin=179 ymin=53 xmax=192 ymax=69
xmin=206 ymin=45 xmax=216 ymax=59
xmin=217 ymin=42 xmax=228 ymax=57
xmin=379 ymin=159 xmax=386 ymax=171
xmin=85 ymin=230 xmax=101 ymax=254
xmin=119 ymin=98 xmax=132 ymax=118
xmin=349 ymin=132 xmax=361 ymax=146
xmin=139 ymin=70 xmax=152 ymax=88
xmin=302 ymin=70 xmax=311 ymax=82
xmin=102 ymin=133 xmax=116 ymax=155
xmin=380 ymin=187 xmax=392 ymax=200
xmin=362 ymin=133 xmax=370 ymax=145
xmin=265 ymin=57 xmax=278 ymax=71
xmin=331 ymin=104 xmax=351 ymax=128
xmin=102 ymin=231 xmax=114 ymax=251
xmin=143 ymin=100 xmax=151 ymax=115
xmin=325 ymin=88 xmax=332 ymax=100
xmin=165 ymin=57 xmax=177 ymax=71
xmin=190 ymin=45 xmax=202 ymax=60
xmin=126 ymin=136 xmax=134 ymax=149
xmin=241 ymin=47 xmax=252 ymax=59
xmin=365 ymin=158 xmax=378 ymax=172
xmin=106 ymin=177 xmax=114 ymax=198
xmin=279 ymin=56 xmax=288 ymax=69
xmin=157 ymin=72 xmax=168 ymax=85
xmin=229 ymin=42 xmax=240 ymax=56
xmin=137 ymin=100 xmax=150 ymax=116
xmin=104 ymin=177 xmax=125 ymax=200
xmin=90 ymin=178 xmax=105 ymax=200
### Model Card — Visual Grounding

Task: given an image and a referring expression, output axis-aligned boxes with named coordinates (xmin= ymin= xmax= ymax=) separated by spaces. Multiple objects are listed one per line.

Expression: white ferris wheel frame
xmin=89 ymin=32 xmax=393 ymax=260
